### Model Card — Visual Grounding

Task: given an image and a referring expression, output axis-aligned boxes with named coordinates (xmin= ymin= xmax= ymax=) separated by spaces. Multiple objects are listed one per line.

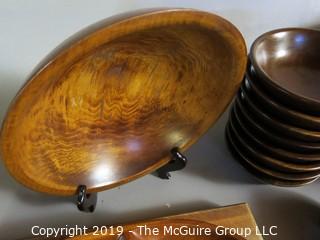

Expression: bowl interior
xmin=0 ymin=10 xmax=246 ymax=195
xmin=252 ymin=29 xmax=320 ymax=102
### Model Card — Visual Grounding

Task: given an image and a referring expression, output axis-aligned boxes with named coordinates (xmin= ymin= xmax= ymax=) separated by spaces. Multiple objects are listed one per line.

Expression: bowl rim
xmin=226 ymin=123 xmax=320 ymax=184
xmin=249 ymin=27 xmax=320 ymax=109
xmin=228 ymin=118 xmax=320 ymax=178
xmin=239 ymin=85 xmax=320 ymax=142
xmin=230 ymin=102 xmax=320 ymax=164
xmin=234 ymin=95 xmax=320 ymax=152
xmin=245 ymin=64 xmax=320 ymax=127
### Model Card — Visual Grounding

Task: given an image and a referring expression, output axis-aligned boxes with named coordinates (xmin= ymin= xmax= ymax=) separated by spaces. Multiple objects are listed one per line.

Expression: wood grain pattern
xmin=0 ymin=9 xmax=247 ymax=195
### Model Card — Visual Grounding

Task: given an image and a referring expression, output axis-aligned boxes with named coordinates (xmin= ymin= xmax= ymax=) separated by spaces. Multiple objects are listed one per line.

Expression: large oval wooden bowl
xmin=0 ymin=9 xmax=246 ymax=195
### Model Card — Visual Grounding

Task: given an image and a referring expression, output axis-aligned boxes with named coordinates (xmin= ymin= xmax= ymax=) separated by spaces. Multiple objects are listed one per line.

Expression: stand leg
xmin=156 ymin=148 xmax=187 ymax=179
xmin=75 ymin=148 xmax=187 ymax=211
xmin=77 ymin=185 xmax=97 ymax=212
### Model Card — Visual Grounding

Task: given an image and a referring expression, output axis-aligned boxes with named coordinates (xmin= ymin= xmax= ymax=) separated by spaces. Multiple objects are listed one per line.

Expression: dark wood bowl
xmin=225 ymin=124 xmax=319 ymax=187
xmin=230 ymin=107 xmax=320 ymax=171
xmin=249 ymin=28 xmax=320 ymax=113
xmin=239 ymin=86 xmax=320 ymax=142
xmin=234 ymin=97 xmax=320 ymax=154
xmin=227 ymin=119 xmax=320 ymax=180
xmin=0 ymin=9 xmax=247 ymax=195
xmin=245 ymin=67 xmax=320 ymax=131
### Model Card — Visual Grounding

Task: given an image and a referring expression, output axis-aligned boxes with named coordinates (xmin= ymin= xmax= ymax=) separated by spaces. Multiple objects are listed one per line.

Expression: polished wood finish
xmin=230 ymin=108 xmax=320 ymax=172
xmin=227 ymin=33 xmax=320 ymax=185
xmin=0 ymin=9 xmax=247 ymax=195
xmin=227 ymin=122 xmax=320 ymax=181
xmin=250 ymin=28 xmax=320 ymax=113
xmin=245 ymin=69 xmax=320 ymax=131
xmin=239 ymin=87 xmax=320 ymax=142
xmin=235 ymin=95 xmax=320 ymax=154
xmin=32 ymin=204 xmax=259 ymax=240
xmin=226 ymin=124 xmax=319 ymax=186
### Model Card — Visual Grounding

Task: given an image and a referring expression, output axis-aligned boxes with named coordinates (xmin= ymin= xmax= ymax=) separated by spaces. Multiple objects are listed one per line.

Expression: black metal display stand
xmin=76 ymin=148 xmax=187 ymax=212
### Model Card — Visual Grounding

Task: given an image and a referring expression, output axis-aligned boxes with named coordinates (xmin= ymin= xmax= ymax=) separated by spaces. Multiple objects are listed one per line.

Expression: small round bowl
xmin=227 ymin=119 xmax=320 ymax=180
xmin=234 ymin=97 xmax=320 ymax=154
xmin=239 ymin=87 xmax=320 ymax=142
xmin=245 ymin=67 xmax=320 ymax=131
xmin=230 ymin=106 xmax=320 ymax=170
xmin=225 ymin=124 xmax=319 ymax=187
xmin=249 ymin=28 xmax=320 ymax=114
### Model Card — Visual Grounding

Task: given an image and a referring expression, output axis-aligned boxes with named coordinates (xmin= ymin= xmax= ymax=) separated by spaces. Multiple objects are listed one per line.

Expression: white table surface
xmin=0 ymin=1 xmax=319 ymax=239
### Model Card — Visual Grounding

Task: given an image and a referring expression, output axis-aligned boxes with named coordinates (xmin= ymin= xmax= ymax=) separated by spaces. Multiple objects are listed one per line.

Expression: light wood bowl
xmin=0 ymin=9 xmax=246 ymax=195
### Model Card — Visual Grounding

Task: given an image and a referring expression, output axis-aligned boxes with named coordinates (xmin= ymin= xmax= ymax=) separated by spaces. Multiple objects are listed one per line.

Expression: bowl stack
xmin=226 ymin=28 xmax=320 ymax=186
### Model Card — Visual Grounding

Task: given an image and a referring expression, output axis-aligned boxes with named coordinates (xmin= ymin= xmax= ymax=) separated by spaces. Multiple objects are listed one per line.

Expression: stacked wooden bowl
xmin=226 ymin=28 xmax=320 ymax=186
